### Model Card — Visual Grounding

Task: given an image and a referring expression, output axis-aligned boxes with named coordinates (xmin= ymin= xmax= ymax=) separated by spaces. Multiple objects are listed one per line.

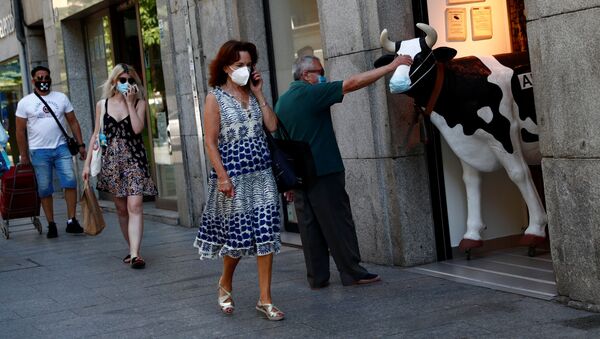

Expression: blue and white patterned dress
xmin=194 ymin=87 xmax=281 ymax=259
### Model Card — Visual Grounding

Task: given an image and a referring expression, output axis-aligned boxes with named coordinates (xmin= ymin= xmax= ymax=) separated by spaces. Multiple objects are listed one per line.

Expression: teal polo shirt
xmin=274 ymin=80 xmax=344 ymax=177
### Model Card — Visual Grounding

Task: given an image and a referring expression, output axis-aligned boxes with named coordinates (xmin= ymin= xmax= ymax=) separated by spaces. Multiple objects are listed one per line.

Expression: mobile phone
xmin=250 ymin=66 xmax=259 ymax=85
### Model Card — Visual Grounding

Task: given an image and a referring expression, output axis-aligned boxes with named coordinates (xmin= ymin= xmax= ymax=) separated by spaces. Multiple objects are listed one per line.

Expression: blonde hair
xmin=100 ymin=63 xmax=146 ymax=100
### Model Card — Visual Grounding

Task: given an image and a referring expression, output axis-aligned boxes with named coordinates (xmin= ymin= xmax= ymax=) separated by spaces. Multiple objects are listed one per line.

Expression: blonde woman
xmin=82 ymin=63 xmax=157 ymax=269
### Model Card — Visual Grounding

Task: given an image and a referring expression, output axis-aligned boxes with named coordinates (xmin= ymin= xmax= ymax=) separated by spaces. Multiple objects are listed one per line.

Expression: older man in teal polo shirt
xmin=275 ymin=54 xmax=411 ymax=288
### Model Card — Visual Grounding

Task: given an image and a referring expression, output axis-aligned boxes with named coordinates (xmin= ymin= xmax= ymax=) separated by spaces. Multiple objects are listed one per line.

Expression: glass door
xmin=138 ymin=0 xmax=178 ymax=209
xmin=0 ymin=57 xmax=24 ymax=164
xmin=84 ymin=2 xmax=180 ymax=210
xmin=84 ymin=10 xmax=113 ymax=109
xmin=266 ymin=0 xmax=323 ymax=238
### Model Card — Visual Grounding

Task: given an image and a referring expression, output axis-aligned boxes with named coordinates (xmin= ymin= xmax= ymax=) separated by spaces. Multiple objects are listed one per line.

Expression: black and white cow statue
xmin=375 ymin=23 xmax=547 ymax=255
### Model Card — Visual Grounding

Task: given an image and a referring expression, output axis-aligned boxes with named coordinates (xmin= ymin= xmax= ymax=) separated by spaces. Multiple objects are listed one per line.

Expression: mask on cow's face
xmin=389 ymin=38 xmax=421 ymax=93
xmin=389 ymin=38 xmax=436 ymax=93
xmin=390 ymin=74 xmax=411 ymax=93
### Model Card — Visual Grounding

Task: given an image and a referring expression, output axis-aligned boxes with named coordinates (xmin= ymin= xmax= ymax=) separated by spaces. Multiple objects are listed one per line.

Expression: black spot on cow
xmin=495 ymin=52 xmax=537 ymax=127
xmin=521 ymin=128 xmax=538 ymax=143
xmin=410 ymin=56 xmax=514 ymax=154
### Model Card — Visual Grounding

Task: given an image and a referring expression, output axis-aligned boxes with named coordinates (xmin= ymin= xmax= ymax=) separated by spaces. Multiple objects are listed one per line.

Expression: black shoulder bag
xmin=34 ymin=92 xmax=79 ymax=156
xmin=264 ymin=121 xmax=317 ymax=192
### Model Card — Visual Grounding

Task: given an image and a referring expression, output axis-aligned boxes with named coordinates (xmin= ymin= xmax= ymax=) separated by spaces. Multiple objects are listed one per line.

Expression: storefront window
xmin=0 ymin=57 xmax=23 ymax=164
xmin=266 ymin=0 xmax=322 ymax=235
xmin=139 ymin=0 xmax=179 ymax=205
xmin=267 ymin=0 xmax=323 ymax=97
xmin=84 ymin=11 xmax=113 ymax=105
xmin=83 ymin=2 xmax=179 ymax=209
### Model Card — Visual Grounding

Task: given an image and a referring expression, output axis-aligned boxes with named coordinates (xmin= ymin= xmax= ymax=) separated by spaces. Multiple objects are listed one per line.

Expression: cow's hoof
xmin=520 ymin=234 xmax=545 ymax=247
xmin=465 ymin=249 xmax=472 ymax=260
xmin=459 ymin=239 xmax=483 ymax=251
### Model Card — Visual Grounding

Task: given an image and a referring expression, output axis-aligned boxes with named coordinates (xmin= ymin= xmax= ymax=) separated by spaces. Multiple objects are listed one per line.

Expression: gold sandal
xmin=256 ymin=300 xmax=285 ymax=321
xmin=218 ymin=284 xmax=234 ymax=314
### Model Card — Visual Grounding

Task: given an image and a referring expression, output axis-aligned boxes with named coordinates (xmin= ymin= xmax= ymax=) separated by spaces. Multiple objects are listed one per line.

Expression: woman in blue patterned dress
xmin=194 ymin=40 xmax=285 ymax=321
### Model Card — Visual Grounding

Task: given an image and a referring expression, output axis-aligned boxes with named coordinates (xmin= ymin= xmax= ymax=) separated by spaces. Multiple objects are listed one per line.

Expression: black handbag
xmin=34 ymin=92 xmax=79 ymax=156
xmin=264 ymin=121 xmax=317 ymax=192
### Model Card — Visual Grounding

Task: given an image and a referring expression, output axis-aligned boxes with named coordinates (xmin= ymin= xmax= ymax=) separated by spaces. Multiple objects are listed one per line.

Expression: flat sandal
xmin=256 ymin=300 xmax=285 ymax=321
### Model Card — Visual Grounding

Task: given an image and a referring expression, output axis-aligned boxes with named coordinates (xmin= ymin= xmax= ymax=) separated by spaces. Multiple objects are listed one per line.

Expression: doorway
xmin=83 ymin=1 xmax=180 ymax=210
xmin=414 ymin=0 xmax=546 ymax=259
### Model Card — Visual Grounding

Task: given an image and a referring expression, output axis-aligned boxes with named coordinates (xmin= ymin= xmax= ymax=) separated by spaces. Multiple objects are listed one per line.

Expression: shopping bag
xmin=80 ymin=181 xmax=106 ymax=236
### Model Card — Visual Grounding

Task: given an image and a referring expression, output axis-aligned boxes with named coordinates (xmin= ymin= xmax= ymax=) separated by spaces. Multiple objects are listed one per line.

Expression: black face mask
xmin=35 ymin=80 xmax=51 ymax=93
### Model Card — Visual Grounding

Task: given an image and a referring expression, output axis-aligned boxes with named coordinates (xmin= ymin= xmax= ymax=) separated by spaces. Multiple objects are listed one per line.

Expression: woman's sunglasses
xmin=118 ymin=77 xmax=136 ymax=85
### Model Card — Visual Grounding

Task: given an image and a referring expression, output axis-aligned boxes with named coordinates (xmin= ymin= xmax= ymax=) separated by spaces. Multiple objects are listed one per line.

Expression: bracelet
xmin=78 ymin=143 xmax=86 ymax=148
xmin=259 ymin=102 xmax=267 ymax=108
xmin=218 ymin=179 xmax=231 ymax=185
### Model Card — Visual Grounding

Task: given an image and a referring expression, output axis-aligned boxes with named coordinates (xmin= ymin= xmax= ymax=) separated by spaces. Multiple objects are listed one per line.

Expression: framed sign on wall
xmin=471 ymin=6 xmax=493 ymax=40
xmin=447 ymin=0 xmax=484 ymax=5
xmin=445 ymin=8 xmax=467 ymax=41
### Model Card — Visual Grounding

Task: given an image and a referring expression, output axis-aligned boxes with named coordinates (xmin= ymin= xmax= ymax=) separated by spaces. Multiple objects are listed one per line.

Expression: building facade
xmin=3 ymin=0 xmax=598 ymax=309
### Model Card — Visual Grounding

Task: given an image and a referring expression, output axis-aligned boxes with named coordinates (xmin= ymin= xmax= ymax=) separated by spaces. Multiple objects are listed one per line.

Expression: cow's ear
xmin=374 ymin=54 xmax=396 ymax=68
xmin=433 ymin=47 xmax=457 ymax=62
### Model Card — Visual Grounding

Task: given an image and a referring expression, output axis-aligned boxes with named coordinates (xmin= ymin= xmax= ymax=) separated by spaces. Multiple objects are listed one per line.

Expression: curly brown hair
xmin=208 ymin=40 xmax=258 ymax=87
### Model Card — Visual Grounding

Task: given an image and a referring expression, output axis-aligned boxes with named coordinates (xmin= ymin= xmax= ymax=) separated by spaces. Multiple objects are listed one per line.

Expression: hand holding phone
xmin=250 ymin=66 xmax=259 ymax=86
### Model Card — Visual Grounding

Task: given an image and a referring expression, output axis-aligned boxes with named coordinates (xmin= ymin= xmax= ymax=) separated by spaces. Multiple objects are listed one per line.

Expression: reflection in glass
xmin=268 ymin=0 xmax=323 ymax=96
xmin=0 ymin=58 xmax=23 ymax=164
xmin=267 ymin=0 xmax=322 ymax=234
xmin=139 ymin=0 xmax=178 ymax=202
xmin=84 ymin=13 xmax=113 ymax=105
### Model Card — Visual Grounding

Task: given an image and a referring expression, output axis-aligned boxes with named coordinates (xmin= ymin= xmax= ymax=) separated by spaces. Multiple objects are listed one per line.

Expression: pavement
xmin=1 ymin=199 xmax=600 ymax=338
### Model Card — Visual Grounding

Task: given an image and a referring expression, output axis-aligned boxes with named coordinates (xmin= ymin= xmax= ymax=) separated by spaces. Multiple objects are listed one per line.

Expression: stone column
xmin=158 ymin=0 xmax=210 ymax=227
xmin=317 ymin=0 xmax=436 ymax=265
xmin=525 ymin=1 xmax=600 ymax=309
xmin=161 ymin=0 xmax=269 ymax=226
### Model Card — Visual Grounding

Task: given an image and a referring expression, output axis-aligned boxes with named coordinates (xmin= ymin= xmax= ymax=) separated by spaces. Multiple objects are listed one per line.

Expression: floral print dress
xmin=193 ymin=87 xmax=281 ymax=259
xmin=97 ymin=98 xmax=157 ymax=197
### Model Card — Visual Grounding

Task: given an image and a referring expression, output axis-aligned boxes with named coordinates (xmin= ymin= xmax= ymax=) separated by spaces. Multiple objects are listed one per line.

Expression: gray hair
xmin=292 ymin=55 xmax=321 ymax=80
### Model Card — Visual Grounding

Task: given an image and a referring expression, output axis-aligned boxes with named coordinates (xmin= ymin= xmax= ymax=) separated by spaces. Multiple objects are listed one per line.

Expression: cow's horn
xmin=417 ymin=23 xmax=437 ymax=48
xmin=380 ymin=29 xmax=396 ymax=53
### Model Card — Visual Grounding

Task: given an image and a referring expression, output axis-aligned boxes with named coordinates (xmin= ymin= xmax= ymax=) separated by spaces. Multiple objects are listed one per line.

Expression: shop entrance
xmin=412 ymin=0 xmax=547 ymax=260
xmin=411 ymin=0 xmax=553 ymax=298
xmin=83 ymin=1 xmax=179 ymax=210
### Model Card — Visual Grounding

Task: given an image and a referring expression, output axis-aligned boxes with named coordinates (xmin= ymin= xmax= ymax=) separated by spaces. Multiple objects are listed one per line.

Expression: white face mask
xmin=389 ymin=38 xmax=422 ymax=93
xmin=229 ymin=66 xmax=250 ymax=86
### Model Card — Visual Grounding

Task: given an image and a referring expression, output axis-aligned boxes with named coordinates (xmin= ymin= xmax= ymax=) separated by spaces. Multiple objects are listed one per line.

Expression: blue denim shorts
xmin=30 ymin=144 xmax=77 ymax=197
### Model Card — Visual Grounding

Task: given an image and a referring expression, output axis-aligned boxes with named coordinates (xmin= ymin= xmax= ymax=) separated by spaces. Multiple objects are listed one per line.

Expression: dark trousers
xmin=294 ymin=171 xmax=369 ymax=287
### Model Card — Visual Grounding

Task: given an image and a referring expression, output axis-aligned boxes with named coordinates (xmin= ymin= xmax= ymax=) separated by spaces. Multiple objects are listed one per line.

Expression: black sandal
xmin=122 ymin=254 xmax=131 ymax=264
xmin=130 ymin=257 xmax=146 ymax=269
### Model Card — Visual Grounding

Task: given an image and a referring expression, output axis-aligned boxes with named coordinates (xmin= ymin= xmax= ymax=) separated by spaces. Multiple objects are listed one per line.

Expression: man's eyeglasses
xmin=305 ymin=69 xmax=324 ymax=76
xmin=118 ymin=77 xmax=136 ymax=85
xmin=35 ymin=76 xmax=51 ymax=81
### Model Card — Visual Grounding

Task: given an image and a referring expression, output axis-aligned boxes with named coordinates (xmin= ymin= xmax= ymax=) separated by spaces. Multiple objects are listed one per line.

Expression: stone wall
xmin=317 ymin=0 xmax=436 ymax=265
xmin=525 ymin=0 xmax=600 ymax=307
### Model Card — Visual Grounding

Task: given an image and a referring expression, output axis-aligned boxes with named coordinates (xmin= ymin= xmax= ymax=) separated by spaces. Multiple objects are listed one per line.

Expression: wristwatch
xmin=78 ymin=143 xmax=86 ymax=148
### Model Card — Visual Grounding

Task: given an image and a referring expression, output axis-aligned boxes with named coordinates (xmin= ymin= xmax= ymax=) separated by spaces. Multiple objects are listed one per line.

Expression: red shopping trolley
xmin=0 ymin=164 xmax=42 ymax=239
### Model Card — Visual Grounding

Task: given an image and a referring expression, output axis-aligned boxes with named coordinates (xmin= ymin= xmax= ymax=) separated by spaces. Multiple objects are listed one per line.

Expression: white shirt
xmin=15 ymin=91 xmax=75 ymax=150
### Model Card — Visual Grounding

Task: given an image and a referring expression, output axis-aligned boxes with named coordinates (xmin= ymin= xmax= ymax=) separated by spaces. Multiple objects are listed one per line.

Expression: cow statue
xmin=375 ymin=23 xmax=547 ymax=257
